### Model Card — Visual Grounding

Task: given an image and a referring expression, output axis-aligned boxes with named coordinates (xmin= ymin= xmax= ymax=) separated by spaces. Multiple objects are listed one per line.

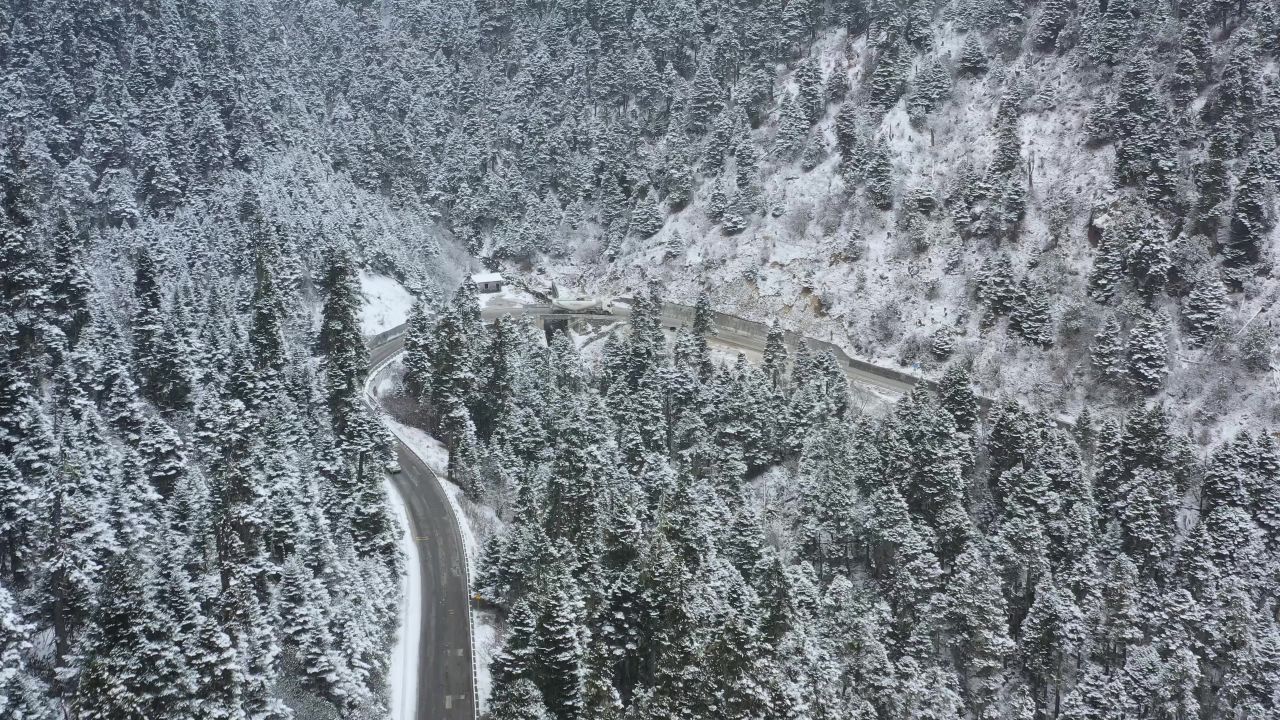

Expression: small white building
xmin=471 ymin=272 xmax=504 ymax=294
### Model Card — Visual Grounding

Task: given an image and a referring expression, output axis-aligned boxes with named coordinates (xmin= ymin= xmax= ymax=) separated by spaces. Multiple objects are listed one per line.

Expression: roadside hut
xmin=471 ymin=272 xmax=504 ymax=293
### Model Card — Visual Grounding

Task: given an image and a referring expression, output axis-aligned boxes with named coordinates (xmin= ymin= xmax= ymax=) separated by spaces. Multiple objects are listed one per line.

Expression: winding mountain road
xmin=364 ymin=297 xmax=925 ymax=720
xmin=367 ymin=333 xmax=476 ymax=720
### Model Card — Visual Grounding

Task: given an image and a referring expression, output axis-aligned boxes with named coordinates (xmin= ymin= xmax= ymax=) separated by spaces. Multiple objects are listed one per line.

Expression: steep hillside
xmin=0 ymin=2 xmax=468 ymax=717
xmin=527 ymin=9 xmax=1280 ymax=444
xmin=2 ymin=0 xmax=1279 ymax=718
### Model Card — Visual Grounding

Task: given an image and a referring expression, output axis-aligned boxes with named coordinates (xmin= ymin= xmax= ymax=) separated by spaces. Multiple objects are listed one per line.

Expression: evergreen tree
xmin=1113 ymin=54 xmax=1177 ymax=200
xmin=1123 ymin=226 xmax=1170 ymax=304
xmin=867 ymin=38 xmax=909 ymax=112
xmin=318 ymin=247 xmax=369 ymax=442
xmin=1089 ymin=224 xmax=1128 ymax=302
xmin=537 ymin=571 xmax=586 ymax=720
xmin=800 ymin=133 xmax=828 ymax=172
xmin=1183 ymin=270 xmax=1228 ymax=346
xmin=402 ymin=298 xmax=433 ymax=401
xmin=248 ymin=247 xmax=285 ymax=381
xmin=782 ymin=0 xmax=817 ymax=51
xmin=796 ymin=59 xmax=825 ymax=125
xmin=48 ymin=213 xmax=92 ymax=345
xmin=825 ymin=62 xmax=850 ymax=106
xmin=0 ymin=455 xmax=37 ymax=586
xmin=1091 ymin=314 xmax=1126 ymax=384
xmin=763 ymin=321 xmax=788 ymax=390
xmin=492 ymin=679 xmax=553 ymax=720
xmin=1032 ymin=0 xmax=1070 ymax=51
xmin=958 ymin=35 xmax=989 ymax=76
xmin=689 ymin=58 xmax=723 ymax=135
xmin=1225 ymin=153 xmax=1273 ymax=284
xmin=630 ymin=191 xmax=664 ymax=238
xmin=0 ymin=585 xmax=54 ymax=720
xmin=944 ymin=541 xmax=1015 ymax=702
xmin=131 ymin=248 xmax=166 ymax=402
xmin=865 ymin=135 xmax=894 ymax=209
xmin=280 ymin=555 xmax=347 ymax=703
xmin=907 ymin=56 xmax=952 ymax=122
xmin=938 ymin=363 xmax=979 ymax=431
xmin=188 ymin=616 xmax=248 ymax=720
xmin=1098 ymin=0 xmax=1136 ymax=65
xmin=75 ymin=552 xmax=196 ymax=720
xmin=775 ymin=93 xmax=811 ymax=158
xmin=835 ymin=101 xmax=864 ymax=165
xmin=1127 ymin=310 xmax=1169 ymax=394
xmin=1009 ymin=277 xmax=1053 ymax=347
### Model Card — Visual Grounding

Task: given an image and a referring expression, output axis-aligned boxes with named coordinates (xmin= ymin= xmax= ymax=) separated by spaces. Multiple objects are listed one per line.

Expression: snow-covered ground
xmin=513 ymin=23 xmax=1280 ymax=447
xmin=472 ymin=611 xmax=498 ymax=713
xmin=480 ymin=285 xmax=540 ymax=309
xmin=360 ymin=272 xmax=416 ymax=335
xmin=383 ymin=477 xmax=420 ymax=720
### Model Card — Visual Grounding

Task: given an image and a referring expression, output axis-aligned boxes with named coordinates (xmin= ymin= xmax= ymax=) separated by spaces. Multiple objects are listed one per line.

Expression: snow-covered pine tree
xmin=1091 ymin=314 xmax=1126 ymax=384
xmin=319 ymin=246 xmax=369 ymax=442
xmin=630 ymin=190 xmax=664 ymax=238
xmin=907 ymin=55 xmax=952 ymax=123
xmin=796 ymin=58 xmax=825 ymax=125
xmin=775 ymin=93 xmax=811 ymax=158
xmin=865 ymin=135 xmax=895 ymax=209
xmin=958 ymin=34 xmax=989 ymax=76
xmin=938 ymin=363 xmax=979 ymax=431
xmin=1182 ymin=269 xmax=1228 ymax=346
xmin=1089 ymin=223 xmax=1128 ymax=302
xmin=402 ymin=297 xmax=433 ymax=401
xmin=1126 ymin=310 xmax=1169 ymax=394
xmin=48 ymin=212 xmax=92 ymax=346
xmin=1032 ymin=0 xmax=1070 ymax=51
xmin=130 ymin=247 xmax=167 ymax=403
xmin=688 ymin=57 xmax=724 ymax=135
xmin=867 ymin=36 xmax=910 ymax=112
xmin=1098 ymin=0 xmax=1137 ymax=65
xmin=1225 ymin=151 xmax=1273 ymax=286
xmin=800 ymin=133 xmax=828 ymax=171
xmin=1009 ymin=277 xmax=1053 ymax=347
xmin=825 ymin=61 xmax=850 ymax=105
xmin=0 ymin=584 xmax=54 ymax=719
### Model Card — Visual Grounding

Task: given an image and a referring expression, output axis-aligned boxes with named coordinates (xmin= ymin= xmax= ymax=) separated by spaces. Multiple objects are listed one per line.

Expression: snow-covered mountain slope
xmin=531 ymin=17 xmax=1280 ymax=445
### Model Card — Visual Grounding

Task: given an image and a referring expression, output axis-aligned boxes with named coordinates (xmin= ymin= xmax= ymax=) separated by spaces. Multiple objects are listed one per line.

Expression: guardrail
xmin=362 ymin=343 xmax=480 ymax=720
xmin=366 ymin=324 xmax=409 ymax=350
xmin=658 ymin=300 xmax=1079 ymax=425
xmin=617 ymin=297 xmax=926 ymax=392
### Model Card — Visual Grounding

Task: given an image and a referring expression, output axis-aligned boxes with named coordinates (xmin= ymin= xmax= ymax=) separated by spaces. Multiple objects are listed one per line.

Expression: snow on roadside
xmin=381 ymin=414 xmax=498 ymax=714
xmin=472 ymin=611 xmax=499 ymax=714
xmin=383 ymin=477 xmax=420 ymax=720
xmin=479 ymin=285 xmax=539 ymax=309
xmin=364 ymin=347 xmax=419 ymax=720
xmin=360 ymin=271 xmax=416 ymax=335
xmin=383 ymin=418 xmax=451 ymax=478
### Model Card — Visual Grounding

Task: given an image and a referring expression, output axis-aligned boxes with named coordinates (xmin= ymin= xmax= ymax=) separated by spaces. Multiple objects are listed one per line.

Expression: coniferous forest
xmin=403 ymin=282 xmax=1280 ymax=720
xmin=1 ymin=0 xmax=1279 ymax=717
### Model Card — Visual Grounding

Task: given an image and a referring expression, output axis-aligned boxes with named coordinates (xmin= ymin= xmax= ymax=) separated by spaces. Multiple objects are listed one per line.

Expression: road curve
xmin=367 ymin=335 xmax=477 ymax=720
xmin=362 ymin=298 xmax=938 ymax=720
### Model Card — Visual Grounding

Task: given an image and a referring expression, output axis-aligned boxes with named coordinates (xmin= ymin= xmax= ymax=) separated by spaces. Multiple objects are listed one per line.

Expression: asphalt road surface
xmin=369 ymin=335 xmax=476 ymax=720
xmin=363 ymin=299 xmax=922 ymax=720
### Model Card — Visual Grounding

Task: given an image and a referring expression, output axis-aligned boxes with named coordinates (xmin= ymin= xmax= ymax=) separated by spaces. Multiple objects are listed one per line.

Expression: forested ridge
xmin=400 ymin=283 xmax=1280 ymax=720
xmin=0 ymin=0 xmax=453 ymax=716
xmin=1 ymin=175 xmax=410 ymax=716
xmin=1 ymin=0 xmax=1279 ymax=717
